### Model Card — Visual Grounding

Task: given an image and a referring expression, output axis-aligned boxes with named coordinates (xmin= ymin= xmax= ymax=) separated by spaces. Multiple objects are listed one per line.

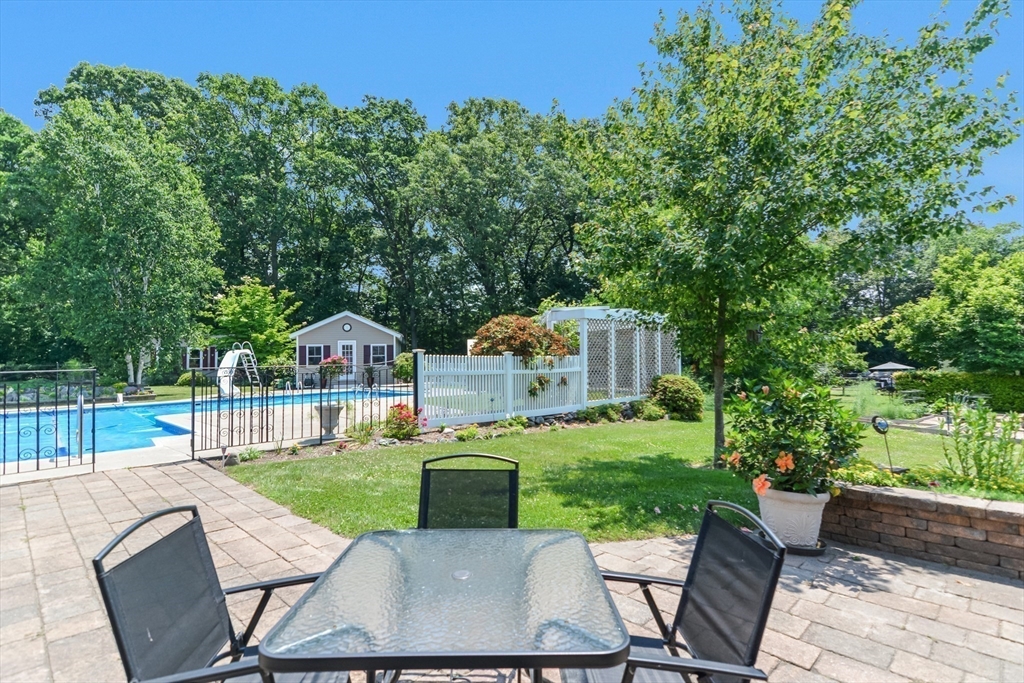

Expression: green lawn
xmin=228 ymin=418 xmax=959 ymax=541
xmin=150 ymin=385 xmax=194 ymax=401
xmin=230 ymin=420 xmax=758 ymax=542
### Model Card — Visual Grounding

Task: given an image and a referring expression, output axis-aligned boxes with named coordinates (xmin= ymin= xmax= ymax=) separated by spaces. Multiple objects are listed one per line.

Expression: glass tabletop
xmin=259 ymin=529 xmax=630 ymax=672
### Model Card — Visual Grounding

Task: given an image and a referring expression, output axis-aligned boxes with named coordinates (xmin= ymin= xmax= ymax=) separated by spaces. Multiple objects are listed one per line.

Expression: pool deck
xmin=1 ymin=460 xmax=1022 ymax=683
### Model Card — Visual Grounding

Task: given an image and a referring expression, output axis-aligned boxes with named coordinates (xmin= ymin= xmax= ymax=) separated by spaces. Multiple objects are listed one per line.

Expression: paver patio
xmin=1 ymin=461 xmax=1021 ymax=683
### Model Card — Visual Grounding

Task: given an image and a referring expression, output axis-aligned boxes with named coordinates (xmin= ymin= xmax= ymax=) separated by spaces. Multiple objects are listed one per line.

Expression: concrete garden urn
xmin=314 ymin=403 xmax=343 ymax=437
xmin=757 ymin=488 xmax=831 ymax=548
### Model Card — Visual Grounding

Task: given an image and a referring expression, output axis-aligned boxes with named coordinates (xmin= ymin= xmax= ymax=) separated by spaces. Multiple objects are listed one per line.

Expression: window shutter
xmin=322 ymin=345 xmax=331 ymax=361
xmin=386 ymin=344 xmax=395 ymax=363
xmin=363 ymin=345 xmax=371 ymax=364
xmin=205 ymin=347 xmax=213 ymax=368
xmin=298 ymin=345 xmax=307 ymax=365
xmin=181 ymin=352 xmax=188 ymax=370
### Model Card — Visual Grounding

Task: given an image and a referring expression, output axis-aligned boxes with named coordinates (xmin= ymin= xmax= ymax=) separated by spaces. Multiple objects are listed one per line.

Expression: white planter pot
xmin=314 ymin=403 xmax=343 ymax=437
xmin=757 ymin=488 xmax=831 ymax=548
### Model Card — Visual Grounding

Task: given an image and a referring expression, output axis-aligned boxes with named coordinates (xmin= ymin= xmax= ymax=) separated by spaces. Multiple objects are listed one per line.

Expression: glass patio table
xmin=258 ymin=529 xmax=630 ymax=679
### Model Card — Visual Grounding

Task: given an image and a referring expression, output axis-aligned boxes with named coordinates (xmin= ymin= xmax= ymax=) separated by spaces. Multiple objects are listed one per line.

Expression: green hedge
xmin=893 ymin=371 xmax=1024 ymax=412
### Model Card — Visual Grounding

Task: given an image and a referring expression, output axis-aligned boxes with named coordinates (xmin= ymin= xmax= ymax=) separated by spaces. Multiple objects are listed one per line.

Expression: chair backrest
xmin=672 ymin=501 xmax=786 ymax=683
xmin=93 ymin=506 xmax=234 ymax=683
xmin=418 ymin=453 xmax=519 ymax=529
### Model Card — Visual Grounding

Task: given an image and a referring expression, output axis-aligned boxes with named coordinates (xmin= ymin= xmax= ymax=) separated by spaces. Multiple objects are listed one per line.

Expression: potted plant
xmin=319 ymin=355 xmax=349 ymax=386
xmin=723 ymin=372 xmax=863 ymax=549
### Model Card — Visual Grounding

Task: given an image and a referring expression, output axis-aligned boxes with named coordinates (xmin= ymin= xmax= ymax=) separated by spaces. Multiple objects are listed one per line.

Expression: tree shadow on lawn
xmin=538 ymin=452 xmax=758 ymax=539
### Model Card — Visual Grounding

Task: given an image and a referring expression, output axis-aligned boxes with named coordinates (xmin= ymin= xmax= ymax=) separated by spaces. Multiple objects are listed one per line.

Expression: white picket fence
xmin=414 ymin=352 xmax=585 ymax=428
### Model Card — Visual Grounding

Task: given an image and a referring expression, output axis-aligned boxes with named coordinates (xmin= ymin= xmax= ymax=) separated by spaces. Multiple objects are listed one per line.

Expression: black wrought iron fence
xmin=1 ymin=368 xmax=97 ymax=475
xmin=190 ymin=363 xmax=413 ymax=457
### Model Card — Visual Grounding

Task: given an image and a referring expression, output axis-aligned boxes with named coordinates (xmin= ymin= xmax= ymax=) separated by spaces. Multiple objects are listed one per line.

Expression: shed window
xmin=306 ymin=345 xmax=323 ymax=366
xmin=370 ymin=344 xmax=387 ymax=365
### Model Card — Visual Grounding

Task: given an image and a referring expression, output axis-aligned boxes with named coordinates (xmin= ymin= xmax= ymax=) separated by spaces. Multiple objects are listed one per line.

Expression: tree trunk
xmin=712 ymin=294 xmax=727 ymax=467
xmin=135 ymin=351 xmax=146 ymax=387
xmin=125 ymin=353 xmax=135 ymax=384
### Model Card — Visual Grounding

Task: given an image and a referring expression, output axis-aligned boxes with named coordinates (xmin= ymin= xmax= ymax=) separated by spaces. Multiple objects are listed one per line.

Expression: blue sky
xmin=1 ymin=0 xmax=1021 ymax=225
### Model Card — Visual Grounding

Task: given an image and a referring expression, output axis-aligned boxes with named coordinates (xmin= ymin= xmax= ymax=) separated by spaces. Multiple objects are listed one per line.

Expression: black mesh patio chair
xmin=561 ymin=501 xmax=786 ymax=683
xmin=418 ymin=453 xmax=519 ymax=529
xmin=93 ymin=505 xmax=347 ymax=683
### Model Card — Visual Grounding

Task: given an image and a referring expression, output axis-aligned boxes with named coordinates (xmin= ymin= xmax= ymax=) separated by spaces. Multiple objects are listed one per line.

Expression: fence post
xmin=609 ymin=321 xmax=616 ymax=400
xmin=634 ymin=327 xmax=641 ymax=397
xmin=579 ymin=319 xmax=588 ymax=409
xmin=413 ymin=349 xmax=425 ymax=425
xmin=504 ymin=352 xmax=515 ymax=416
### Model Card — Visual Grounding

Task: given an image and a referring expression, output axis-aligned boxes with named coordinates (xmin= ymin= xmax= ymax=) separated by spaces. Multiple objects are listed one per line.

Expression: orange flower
xmin=728 ymin=451 xmax=742 ymax=466
xmin=738 ymin=391 xmax=748 ymax=400
xmin=775 ymin=451 xmax=795 ymax=472
xmin=724 ymin=438 xmax=734 ymax=447
xmin=753 ymin=473 xmax=771 ymax=496
xmin=761 ymin=385 xmax=770 ymax=395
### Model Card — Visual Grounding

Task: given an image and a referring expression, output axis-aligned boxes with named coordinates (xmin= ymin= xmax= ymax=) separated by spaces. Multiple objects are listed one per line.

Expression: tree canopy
xmin=579 ymin=0 xmax=1019 ymax=454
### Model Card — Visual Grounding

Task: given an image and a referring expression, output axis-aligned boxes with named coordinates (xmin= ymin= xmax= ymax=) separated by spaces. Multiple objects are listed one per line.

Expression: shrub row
xmin=893 ymin=371 xmax=1024 ymax=412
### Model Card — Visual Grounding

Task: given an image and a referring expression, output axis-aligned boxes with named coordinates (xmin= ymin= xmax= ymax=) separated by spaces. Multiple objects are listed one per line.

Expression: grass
xmin=228 ymin=416 xmax=990 ymax=540
xmin=149 ymin=385 xmax=195 ymax=401
xmin=832 ymin=382 xmax=929 ymax=420
xmin=230 ymin=420 xmax=758 ymax=542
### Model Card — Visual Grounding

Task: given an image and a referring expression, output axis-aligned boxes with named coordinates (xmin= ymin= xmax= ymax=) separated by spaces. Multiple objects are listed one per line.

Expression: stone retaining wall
xmin=820 ymin=485 xmax=1024 ymax=580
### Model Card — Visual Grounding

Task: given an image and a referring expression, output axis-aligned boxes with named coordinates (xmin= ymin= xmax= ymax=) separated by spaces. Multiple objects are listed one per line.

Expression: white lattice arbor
xmin=538 ymin=306 xmax=681 ymax=406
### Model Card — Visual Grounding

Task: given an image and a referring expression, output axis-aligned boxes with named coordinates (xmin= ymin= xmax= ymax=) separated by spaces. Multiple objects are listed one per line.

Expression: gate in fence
xmin=1 ymin=368 xmax=97 ymax=475
xmin=189 ymin=363 xmax=412 ymax=457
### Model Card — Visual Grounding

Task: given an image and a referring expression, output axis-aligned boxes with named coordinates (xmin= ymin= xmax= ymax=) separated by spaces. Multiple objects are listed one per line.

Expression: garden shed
xmin=290 ymin=311 xmax=402 ymax=375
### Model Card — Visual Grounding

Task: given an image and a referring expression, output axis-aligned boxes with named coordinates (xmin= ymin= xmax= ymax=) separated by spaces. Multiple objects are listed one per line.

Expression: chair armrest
xmin=223 ymin=572 xmax=322 ymax=595
xmin=629 ymin=653 xmax=768 ymax=681
xmin=223 ymin=572 xmax=322 ymax=649
xmin=600 ymin=571 xmax=686 ymax=588
xmin=140 ymin=659 xmax=262 ymax=683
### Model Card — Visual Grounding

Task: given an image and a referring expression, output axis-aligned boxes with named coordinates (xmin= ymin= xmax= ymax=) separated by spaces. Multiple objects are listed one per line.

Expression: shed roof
xmin=289 ymin=311 xmax=403 ymax=340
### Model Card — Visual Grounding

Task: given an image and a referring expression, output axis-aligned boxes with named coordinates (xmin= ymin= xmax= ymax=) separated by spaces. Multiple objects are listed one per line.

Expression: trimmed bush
xmin=393 ymin=352 xmax=414 ymax=382
xmin=650 ymin=374 xmax=704 ymax=421
xmin=631 ymin=399 xmax=667 ymax=421
xmin=175 ymin=371 xmax=210 ymax=387
xmin=456 ymin=425 xmax=479 ymax=441
xmin=893 ymin=371 xmax=1024 ymax=412
xmin=112 ymin=382 xmax=128 ymax=393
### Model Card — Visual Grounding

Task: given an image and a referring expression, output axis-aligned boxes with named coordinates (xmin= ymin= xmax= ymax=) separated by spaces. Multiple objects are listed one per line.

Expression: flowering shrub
xmin=319 ymin=355 xmax=349 ymax=380
xmin=382 ymin=403 xmax=425 ymax=440
xmin=723 ymin=372 xmax=863 ymax=496
xmin=471 ymin=315 xmax=571 ymax=358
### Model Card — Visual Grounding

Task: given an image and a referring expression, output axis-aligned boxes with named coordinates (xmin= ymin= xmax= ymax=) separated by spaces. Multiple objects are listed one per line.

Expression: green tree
xmin=889 ymin=249 xmax=1024 ymax=372
xmin=579 ymin=0 xmax=1019 ymax=457
xmin=212 ymin=277 xmax=301 ymax=362
xmin=35 ymin=62 xmax=199 ymax=127
xmin=331 ymin=97 xmax=433 ymax=347
xmin=414 ymin=99 xmax=589 ymax=319
xmin=29 ymin=100 xmax=220 ymax=383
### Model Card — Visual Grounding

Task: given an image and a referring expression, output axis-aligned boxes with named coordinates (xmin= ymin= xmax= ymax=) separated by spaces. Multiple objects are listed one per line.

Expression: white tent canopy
xmin=869 ymin=362 xmax=915 ymax=372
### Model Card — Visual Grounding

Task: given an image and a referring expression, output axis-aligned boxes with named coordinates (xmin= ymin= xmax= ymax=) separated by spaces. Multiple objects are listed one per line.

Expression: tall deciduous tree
xmin=580 ymin=0 xmax=1019 ymax=457
xmin=30 ymin=100 xmax=220 ymax=383
xmin=331 ymin=97 xmax=433 ymax=347
xmin=414 ymin=99 xmax=589 ymax=319
xmin=889 ymin=248 xmax=1024 ymax=372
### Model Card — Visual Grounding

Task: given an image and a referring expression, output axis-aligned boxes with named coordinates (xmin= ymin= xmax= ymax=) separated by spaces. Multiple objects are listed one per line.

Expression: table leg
xmin=531 ymin=668 xmax=542 ymax=683
xmin=367 ymin=669 xmax=376 ymax=683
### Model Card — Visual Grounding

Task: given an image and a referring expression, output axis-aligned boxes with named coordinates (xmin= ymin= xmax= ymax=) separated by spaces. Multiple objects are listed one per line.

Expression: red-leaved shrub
xmin=471 ymin=315 xmax=571 ymax=358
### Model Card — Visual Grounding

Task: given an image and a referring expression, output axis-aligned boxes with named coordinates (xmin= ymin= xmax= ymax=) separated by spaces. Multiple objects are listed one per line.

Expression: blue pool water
xmin=2 ymin=389 xmax=409 ymax=462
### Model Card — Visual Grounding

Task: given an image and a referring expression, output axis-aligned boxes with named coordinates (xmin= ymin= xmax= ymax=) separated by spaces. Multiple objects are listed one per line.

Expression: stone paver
xmin=1 ymin=461 xmax=1022 ymax=682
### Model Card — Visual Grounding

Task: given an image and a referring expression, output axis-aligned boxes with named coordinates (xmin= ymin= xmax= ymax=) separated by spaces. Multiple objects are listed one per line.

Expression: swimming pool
xmin=2 ymin=388 xmax=410 ymax=462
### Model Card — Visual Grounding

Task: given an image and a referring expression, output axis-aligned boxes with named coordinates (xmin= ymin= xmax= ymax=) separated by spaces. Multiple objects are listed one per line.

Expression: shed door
xmin=338 ymin=341 xmax=356 ymax=375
